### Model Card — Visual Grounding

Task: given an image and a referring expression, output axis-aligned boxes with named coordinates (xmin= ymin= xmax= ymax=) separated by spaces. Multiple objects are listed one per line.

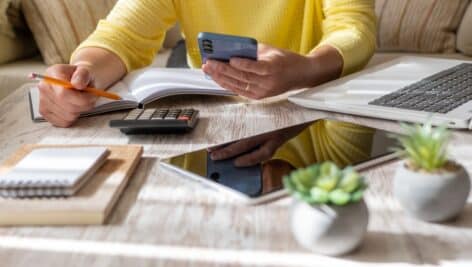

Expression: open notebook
xmin=29 ymin=68 xmax=236 ymax=121
xmin=0 ymin=147 xmax=109 ymax=198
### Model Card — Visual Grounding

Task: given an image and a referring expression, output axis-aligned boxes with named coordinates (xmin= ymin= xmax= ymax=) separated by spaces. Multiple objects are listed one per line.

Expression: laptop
xmin=289 ymin=57 xmax=472 ymax=129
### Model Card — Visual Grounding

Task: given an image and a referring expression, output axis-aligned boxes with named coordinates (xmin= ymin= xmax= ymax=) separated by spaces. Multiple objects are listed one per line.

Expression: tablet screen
xmin=163 ymin=119 xmax=397 ymax=199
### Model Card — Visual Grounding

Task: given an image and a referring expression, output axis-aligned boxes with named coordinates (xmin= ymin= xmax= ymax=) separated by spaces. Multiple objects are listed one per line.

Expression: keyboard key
xmin=369 ymin=63 xmax=472 ymax=114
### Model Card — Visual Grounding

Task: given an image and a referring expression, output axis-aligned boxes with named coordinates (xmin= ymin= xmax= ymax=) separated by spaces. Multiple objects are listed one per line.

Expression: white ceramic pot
xmin=393 ymin=161 xmax=471 ymax=222
xmin=290 ymin=199 xmax=369 ymax=256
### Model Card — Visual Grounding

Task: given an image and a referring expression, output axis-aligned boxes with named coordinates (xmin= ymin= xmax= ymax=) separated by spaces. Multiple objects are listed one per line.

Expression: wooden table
xmin=0 ymin=84 xmax=471 ymax=267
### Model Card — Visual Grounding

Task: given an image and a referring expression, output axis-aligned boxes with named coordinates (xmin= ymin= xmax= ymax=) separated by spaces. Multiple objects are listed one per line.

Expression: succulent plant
xmin=391 ymin=120 xmax=450 ymax=172
xmin=283 ymin=161 xmax=367 ymax=206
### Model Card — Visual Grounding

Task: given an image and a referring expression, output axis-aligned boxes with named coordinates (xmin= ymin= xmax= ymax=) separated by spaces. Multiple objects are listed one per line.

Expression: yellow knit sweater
xmin=75 ymin=0 xmax=376 ymax=75
xmin=76 ymin=0 xmax=377 ymax=169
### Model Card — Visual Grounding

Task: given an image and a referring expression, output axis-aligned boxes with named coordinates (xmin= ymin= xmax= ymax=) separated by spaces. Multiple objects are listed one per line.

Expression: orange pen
xmin=29 ymin=73 xmax=122 ymax=100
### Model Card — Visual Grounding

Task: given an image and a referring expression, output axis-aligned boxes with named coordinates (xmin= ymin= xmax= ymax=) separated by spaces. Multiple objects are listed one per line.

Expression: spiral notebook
xmin=0 ymin=147 xmax=109 ymax=198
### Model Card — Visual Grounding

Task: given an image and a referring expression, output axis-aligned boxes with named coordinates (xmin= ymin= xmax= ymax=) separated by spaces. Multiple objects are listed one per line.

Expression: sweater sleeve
xmin=315 ymin=0 xmax=377 ymax=76
xmin=72 ymin=0 xmax=177 ymax=71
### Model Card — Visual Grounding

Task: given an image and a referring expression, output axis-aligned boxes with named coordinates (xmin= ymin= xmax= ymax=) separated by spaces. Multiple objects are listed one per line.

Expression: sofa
xmin=0 ymin=0 xmax=471 ymax=101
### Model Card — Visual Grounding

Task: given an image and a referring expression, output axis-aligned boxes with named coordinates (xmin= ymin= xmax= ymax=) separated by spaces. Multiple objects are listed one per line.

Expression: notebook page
xmin=0 ymin=147 xmax=109 ymax=188
xmin=122 ymin=68 xmax=235 ymax=103
xmin=29 ymin=84 xmax=139 ymax=121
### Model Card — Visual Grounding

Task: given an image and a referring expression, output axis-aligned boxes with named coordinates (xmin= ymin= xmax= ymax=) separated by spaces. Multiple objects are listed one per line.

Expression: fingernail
xmin=202 ymin=64 xmax=211 ymax=73
xmin=209 ymin=152 xmax=216 ymax=160
xmin=71 ymin=75 xmax=81 ymax=84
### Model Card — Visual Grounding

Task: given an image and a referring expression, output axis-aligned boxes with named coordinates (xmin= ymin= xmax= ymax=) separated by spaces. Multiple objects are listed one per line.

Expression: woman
xmin=38 ymin=0 xmax=376 ymax=127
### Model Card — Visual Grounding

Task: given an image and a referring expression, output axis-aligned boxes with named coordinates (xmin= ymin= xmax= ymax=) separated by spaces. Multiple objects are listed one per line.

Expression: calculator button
xmin=138 ymin=108 xmax=156 ymax=120
xmin=178 ymin=115 xmax=190 ymax=121
xmin=164 ymin=109 xmax=181 ymax=120
xmin=124 ymin=109 xmax=143 ymax=120
xmin=152 ymin=109 xmax=169 ymax=120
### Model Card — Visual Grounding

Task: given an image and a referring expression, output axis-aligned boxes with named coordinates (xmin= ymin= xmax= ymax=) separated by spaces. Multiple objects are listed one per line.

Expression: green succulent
xmin=283 ymin=162 xmax=367 ymax=206
xmin=391 ymin=120 xmax=450 ymax=172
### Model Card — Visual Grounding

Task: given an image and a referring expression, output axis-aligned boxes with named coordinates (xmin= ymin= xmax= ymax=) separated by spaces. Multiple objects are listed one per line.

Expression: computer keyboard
xmin=368 ymin=63 xmax=472 ymax=114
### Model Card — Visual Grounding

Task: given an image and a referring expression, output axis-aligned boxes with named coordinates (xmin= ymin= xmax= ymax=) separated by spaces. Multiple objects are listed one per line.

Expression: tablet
xmin=160 ymin=119 xmax=398 ymax=205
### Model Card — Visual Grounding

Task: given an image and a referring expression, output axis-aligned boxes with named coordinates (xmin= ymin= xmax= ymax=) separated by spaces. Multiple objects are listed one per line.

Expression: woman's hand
xmin=202 ymin=44 xmax=343 ymax=99
xmin=39 ymin=47 xmax=128 ymax=128
xmin=38 ymin=64 xmax=97 ymax=128
xmin=208 ymin=123 xmax=309 ymax=167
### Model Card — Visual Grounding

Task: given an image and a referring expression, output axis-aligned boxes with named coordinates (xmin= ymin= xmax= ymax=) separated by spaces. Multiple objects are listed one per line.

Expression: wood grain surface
xmin=0 ymin=84 xmax=471 ymax=266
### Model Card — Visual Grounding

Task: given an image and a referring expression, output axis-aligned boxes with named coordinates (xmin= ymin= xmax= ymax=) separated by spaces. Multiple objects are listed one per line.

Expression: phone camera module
xmin=202 ymin=39 xmax=213 ymax=53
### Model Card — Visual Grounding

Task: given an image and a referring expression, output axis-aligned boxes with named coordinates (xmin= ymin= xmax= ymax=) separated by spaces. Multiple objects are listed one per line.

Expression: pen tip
xmin=29 ymin=73 xmax=38 ymax=80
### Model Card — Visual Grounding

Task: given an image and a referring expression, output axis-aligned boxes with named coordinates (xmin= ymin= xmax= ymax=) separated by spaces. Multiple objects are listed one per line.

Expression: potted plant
xmin=392 ymin=121 xmax=470 ymax=222
xmin=284 ymin=161 xmax=369 ymax=256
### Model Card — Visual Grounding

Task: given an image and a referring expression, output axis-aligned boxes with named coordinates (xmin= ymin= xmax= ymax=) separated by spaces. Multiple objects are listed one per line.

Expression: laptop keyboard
xmin=368 ymin=63 xmax=472 ymax=114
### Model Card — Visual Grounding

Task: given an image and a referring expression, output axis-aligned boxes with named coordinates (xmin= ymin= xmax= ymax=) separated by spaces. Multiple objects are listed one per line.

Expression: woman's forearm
xmin=71 ymin=47 xmax=127 ymax=89
xmin=302 ymin=45 xmax=344 ymax=88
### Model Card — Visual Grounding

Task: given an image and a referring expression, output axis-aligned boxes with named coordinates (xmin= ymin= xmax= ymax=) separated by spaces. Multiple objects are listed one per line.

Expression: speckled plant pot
xmin=290 ymin=199 xmax=369 ymax=256
xmin=393 ymin=161 xmax=471 ymax=222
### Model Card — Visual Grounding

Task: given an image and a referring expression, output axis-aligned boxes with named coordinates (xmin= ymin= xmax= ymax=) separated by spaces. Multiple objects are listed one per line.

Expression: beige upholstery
xmin=22 ymin=0 xmax=117 ymax=65
xmin=0 ymin=57 xmax=46 ymax=100
xmin=0 ymin=0 xmax=37 ymax=64
xmin=375 ymin=0 xmax=470 ymax=53
xmin=0 ymin=33 xmax=37 ymax=64
xmin=457 ymin=3 xmax=472 ymax=56
xmin=21 ymin=0 xmax=181 ymax=66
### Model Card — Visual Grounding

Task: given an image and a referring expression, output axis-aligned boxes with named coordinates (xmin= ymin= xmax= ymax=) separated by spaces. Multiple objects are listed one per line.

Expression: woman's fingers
xmin=39 ymin=88 xmax=79 ymax=127
xmin=210 ymin=135 xmax=267 ymax=161
xmin=38 ymin=64 xmax=98 ymax=127
xmin=229 ymin=57 xmax=272 ymax=76
xmin=209 ymin=71 xmax=261 ymax=99
xmin=50 ymin=84 xmax=97 ymax=110
xmin=204 ymin=60 xmax=263 ymax=84
xmin=203 ymin=58 xmax=279 ymax=99
xmin=71 ymin=66 xmax=92 ymax=89
xmin=233 ymin=140 xmax=278 ymax=167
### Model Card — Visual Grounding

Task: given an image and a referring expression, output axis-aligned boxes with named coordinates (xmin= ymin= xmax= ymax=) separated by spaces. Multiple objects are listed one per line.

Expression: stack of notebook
xmin=0 ymin=144 xmax=143 ymax=225
xmin=0 ymin=147 xmax=109 ymax=198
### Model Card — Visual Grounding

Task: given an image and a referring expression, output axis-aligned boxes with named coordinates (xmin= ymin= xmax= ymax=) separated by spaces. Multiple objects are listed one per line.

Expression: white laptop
xmin=289 ymin=57 xmax=472 ymax=129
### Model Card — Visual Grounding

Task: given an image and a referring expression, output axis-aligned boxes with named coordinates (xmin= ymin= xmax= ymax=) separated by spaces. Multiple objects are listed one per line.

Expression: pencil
xmin=29 ymin=73 xmax=122 ymax=100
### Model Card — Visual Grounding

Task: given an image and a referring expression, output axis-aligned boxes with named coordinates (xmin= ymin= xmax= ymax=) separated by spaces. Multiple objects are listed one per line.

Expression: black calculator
xmin=109 ymin=108 xmax=199 ymax=134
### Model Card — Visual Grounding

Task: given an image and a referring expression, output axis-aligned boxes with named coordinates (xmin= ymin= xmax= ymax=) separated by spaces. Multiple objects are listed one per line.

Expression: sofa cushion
xmin=0 ymin=33 xmax=37 ymax=64
xmin=21 ymin=0 xmax=181 ymax=66
xmin=22 ymin=0 xmax=117 ymax=65
xmin=457 ymin=3 xmax=472 ymax=56
xmin=0 ymin=56 xmax=46 ymax=100
xmin=375 ymin=0 xmax=470 ymax=53
xmin=0 ymin=0 xmax=15 ymax=37
xmin=0 ymin=0 xmax=37 ymax=64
